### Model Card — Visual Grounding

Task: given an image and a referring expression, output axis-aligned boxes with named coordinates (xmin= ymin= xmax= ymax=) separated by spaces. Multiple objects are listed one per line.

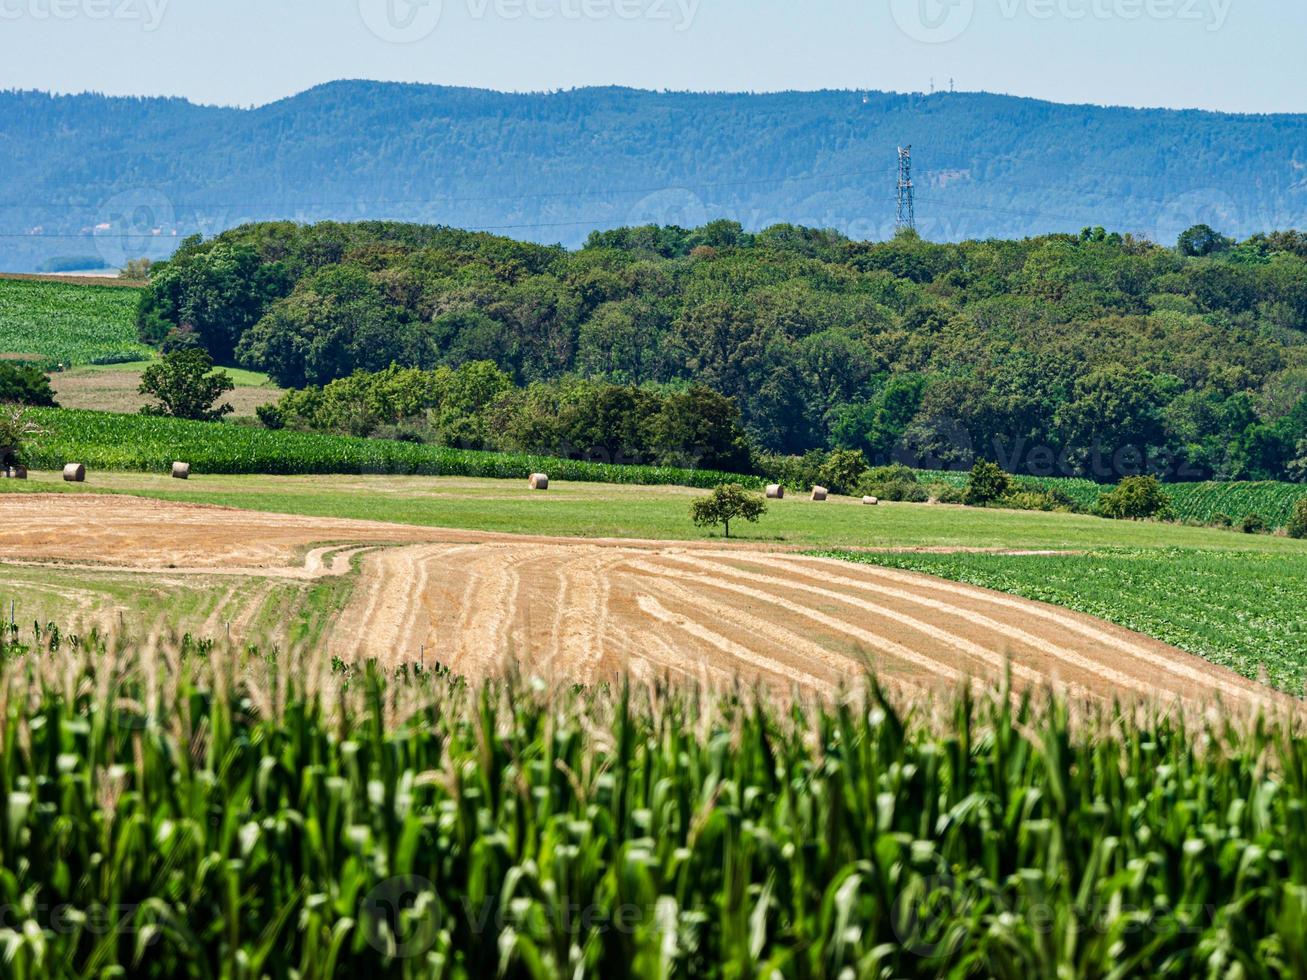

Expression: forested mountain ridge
xmin=136 ymin=218 xmax=1307 ymax=483
xmin=2 ymin=81 xmax=1306 ymax=271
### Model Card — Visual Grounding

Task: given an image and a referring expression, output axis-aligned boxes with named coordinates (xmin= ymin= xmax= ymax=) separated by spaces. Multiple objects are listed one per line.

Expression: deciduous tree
xmin=690 ymin=484 xmax=767 ymax=539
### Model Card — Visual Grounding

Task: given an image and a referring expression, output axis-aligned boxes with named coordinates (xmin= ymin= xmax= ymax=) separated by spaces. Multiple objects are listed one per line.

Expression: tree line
xmin=135 ymin=219 xmax=1307 ymax=482
xmin=258 ymin=362 xmax=753 ymax=473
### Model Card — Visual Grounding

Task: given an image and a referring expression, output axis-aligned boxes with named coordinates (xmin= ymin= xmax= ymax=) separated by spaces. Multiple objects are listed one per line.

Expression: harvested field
xmin=51 ymin=364 xmax=284 ymax=416
xmin=0 ymin=494 xmax=1278 ymax=707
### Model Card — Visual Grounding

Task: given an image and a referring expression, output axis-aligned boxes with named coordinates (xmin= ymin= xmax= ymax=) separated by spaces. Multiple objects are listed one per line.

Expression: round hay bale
xmin=172 ymin=461 xmax=191 ymax=480
xmin=9 ymin=466 xmax=26 ymax=480
xmin=811 ymin=486 xmax=829 ymax=501
xmin=528 ymin=473 xmax=550 ymax=491
xmin=862 ymin=496 xmax=880 ymax=506
xmin=63 ymin=463 xmax=85 ymax=483
xmin=765 ymin=484 xmax=784 ymax=500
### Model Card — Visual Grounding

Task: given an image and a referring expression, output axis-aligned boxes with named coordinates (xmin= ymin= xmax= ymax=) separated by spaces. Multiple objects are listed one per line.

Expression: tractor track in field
xmin=0 ymin=494 xmax=1284 ymax=707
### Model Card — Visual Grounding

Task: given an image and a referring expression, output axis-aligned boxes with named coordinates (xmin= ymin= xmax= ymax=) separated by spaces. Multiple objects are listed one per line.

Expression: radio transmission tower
xmin=896 ymin=145 xmax=916 ymax=233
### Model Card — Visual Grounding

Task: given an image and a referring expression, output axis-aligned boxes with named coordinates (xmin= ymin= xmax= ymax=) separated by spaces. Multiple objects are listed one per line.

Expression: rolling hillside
xmin=3 ymin=82 xmax=1307 ymax=270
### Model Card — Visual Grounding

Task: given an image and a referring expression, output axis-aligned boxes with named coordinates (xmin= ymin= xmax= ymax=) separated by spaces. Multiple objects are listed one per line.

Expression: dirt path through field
xmin=0 ymin=494 xmax=1280 ymax=707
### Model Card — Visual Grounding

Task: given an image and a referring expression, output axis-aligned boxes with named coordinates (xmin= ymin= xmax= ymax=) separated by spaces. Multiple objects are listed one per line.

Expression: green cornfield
xmin=1164 ymin=481 xmax=1307 ymax=527
xmin=0 ymin=279 xmax=149 ymax=368
xmin=924 ymin=470 xmax=1307 ymax=528
xmin=1 ymin=626 xmax=1306 ymax=978
xmin=22 ymin=408 xmax=762 ymax=489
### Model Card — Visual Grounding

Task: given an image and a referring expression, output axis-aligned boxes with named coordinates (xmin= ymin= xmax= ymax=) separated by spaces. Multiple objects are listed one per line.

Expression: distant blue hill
xmin=1 ymin=81 xmax=1304 ymax=271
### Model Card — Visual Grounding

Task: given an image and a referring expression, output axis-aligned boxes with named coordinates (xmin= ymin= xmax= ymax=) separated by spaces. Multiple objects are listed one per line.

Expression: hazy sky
xmin=0 ymin=0 xmax=1297 ymax=113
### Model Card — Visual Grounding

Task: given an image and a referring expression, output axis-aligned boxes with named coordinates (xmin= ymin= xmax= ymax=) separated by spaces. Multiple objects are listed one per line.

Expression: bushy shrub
xmin=1239 ymin=512 xmax=1269 ymax=535
xmin=856 ymin=463 xmax=929 ymax=502
xmin=758 ymin=450 xmax=826 ymax=494
xmin=1002 ymin=490 xmax=1076 ymax=513
xmin=926 ymin=483 xmax=965 ymax=505
xmin=1093 ymin=476 xmax=1174 ymax=521
xmin=864 ymin=463 xmax=920 ymax=485
xmin=1288 ymin=499 xmax=1307 ymax=539
xmin=866 ymin=480 xmax=930 ymax=503
xmin=255 ymin=403 xmax=285 ymax=430
xmin=817 ymin=448 xmax=870 ymax=496
xmin=963 ymin=460 xmax=1011 ymax=506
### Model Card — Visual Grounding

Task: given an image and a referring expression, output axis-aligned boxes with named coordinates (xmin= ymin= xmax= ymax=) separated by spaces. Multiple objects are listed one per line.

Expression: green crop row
xmin=22 ymin=407 xmax=761 ymax=489
xmin=16 ymin=406 xmax=1307 ymax=515
xmin=0 ymin=279 xmax=149 ymax=368
xmin=819 ymin=548 xmax=1307 ymax=693
xmin=0 ymin=631 xmax=1304 ymax=978
xmin=921 ymin=469 xmax=1307 ymax=527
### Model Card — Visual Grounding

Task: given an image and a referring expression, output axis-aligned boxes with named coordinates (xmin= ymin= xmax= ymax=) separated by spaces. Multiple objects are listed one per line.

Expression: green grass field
xmin=16 ymin=406 xmax=1307 ymax=530
xmin=7 ymin=469 xmax=1307 ymax=554
xmin=0 ymin=277 xmax=148 ymax=367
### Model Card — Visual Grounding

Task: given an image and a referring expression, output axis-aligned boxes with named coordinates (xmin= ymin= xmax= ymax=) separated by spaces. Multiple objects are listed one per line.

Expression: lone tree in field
xmin=691 ymin=484 xmax=767 ymax=539
xmin=963 ymin=459 xmax=1010 ymax=506
xmin=139 ymin=349 xmax=235 ymax=422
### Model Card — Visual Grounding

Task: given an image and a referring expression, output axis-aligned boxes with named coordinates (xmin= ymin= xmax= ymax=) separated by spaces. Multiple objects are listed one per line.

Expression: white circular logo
xmin=93 ymin=189 xmax=176 ymax=270
xmin=362 ymin=876 xmax=441 ymax=958
xmin=359 ymin=0 xmax=443 ymax=43
xmin=890 ymin=0 xmax=975 ymax=43
xmin=625 ymin=188 xmax=710 ymax=229
xmin=1153 ymin=188 xmax=1241 ymax=249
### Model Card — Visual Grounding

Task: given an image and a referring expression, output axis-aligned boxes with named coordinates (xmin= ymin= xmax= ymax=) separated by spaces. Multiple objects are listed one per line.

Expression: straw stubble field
xmin=0 ymin=494 xmax=1282 ymax=709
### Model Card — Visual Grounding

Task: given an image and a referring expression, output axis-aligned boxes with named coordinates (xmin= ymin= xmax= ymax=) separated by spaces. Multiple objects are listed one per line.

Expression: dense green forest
xmin=136 ymin=219 xmax=1307 ymax=483
xmin=4 ymin=82 xmax=1307 ymax=271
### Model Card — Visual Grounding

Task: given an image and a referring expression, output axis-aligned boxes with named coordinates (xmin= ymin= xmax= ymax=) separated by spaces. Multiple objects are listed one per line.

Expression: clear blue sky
xmin=0 ymin=0 xmax=1296 ymax=114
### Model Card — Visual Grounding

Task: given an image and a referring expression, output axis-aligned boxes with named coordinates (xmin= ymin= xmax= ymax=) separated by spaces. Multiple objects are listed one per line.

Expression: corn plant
xmin=0 ymin=627 xmax=1303 ymax=977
